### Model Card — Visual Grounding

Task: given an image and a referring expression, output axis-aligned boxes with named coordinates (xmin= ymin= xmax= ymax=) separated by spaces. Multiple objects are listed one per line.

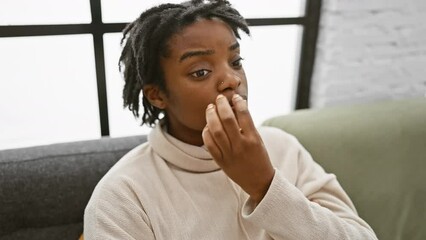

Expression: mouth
xmin=238 ymin=94 xmax=248 ymax=101
xmin=230 ymin=100 xmax=235 ymax=111
xmin=229 ymin=99 xmax=234 ymax=107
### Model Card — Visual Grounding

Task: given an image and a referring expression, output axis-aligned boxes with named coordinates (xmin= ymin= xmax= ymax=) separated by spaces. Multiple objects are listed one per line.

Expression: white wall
xmin=310 ymin=0 xmax=426 ymax=108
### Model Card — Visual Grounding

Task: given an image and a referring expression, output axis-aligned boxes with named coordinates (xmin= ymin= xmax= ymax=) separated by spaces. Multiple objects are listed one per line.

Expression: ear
xmin=143 ymin=84 xmax=167 ymax=109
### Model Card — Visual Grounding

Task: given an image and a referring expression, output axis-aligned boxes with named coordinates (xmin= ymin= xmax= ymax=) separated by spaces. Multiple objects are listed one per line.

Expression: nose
xmin=217 ymin=70 xmax=241 ymax=92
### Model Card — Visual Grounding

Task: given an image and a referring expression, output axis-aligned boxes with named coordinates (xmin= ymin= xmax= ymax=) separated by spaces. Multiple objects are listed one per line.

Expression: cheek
xmin=187 ymin=93 xmax=214 ymax=114
xmin=239 ymin=73 xmax=249 ymax=95
xmin=169 ymin=89 xmax=213 ymax=118
xmin=176 ymin=97 xmax=211 ymax=129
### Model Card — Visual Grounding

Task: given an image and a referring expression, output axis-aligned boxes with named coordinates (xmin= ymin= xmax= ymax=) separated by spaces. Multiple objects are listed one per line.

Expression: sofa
xmin=0 ymin=97 xmax=425 ymax=240
xmin=0 ymin=135 xmax=147 ymax=240
xmin=263 ymin=97 xmax=426 ymax=240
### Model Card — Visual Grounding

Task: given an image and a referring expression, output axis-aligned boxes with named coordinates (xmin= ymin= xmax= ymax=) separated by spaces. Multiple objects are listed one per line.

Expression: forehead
xmin=166 ymin=18 xmax=238 ymax=56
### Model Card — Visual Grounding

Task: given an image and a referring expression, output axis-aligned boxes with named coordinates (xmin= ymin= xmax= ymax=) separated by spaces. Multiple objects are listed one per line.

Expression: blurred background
xmin=0 ymin=0 xmax=425 ymax=150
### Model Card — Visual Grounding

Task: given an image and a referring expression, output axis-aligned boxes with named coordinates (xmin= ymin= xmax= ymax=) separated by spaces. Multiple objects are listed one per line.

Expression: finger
xmin=232 ymin=94 xmax=256 ymax=134
xmin=215 ymin=94 xmax=241 ymax=141
xmin=202 ymin=126 xmax=223 ymax=162
xmin=205 ymin=103 xmax=232 ymax=153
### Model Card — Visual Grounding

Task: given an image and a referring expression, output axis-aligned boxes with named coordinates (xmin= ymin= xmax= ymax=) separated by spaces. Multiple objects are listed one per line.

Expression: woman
xmin=84 ymin=1 xmax=377 ymax=239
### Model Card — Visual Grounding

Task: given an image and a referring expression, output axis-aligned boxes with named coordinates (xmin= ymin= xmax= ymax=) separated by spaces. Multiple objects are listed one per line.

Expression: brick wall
xmin=310 ymin=0 xmax=426 ymax=107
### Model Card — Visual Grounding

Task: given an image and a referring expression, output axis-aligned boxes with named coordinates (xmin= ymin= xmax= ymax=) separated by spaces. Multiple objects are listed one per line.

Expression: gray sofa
xmin=1 ymin=97 xmax=425 ymax=240
xmin=0 ymin=135 xmax=147 ymax=240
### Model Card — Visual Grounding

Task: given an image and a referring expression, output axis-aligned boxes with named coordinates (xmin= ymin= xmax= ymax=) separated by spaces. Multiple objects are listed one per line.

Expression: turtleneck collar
xmin=148 ymin=124 xmax=221 ymax=173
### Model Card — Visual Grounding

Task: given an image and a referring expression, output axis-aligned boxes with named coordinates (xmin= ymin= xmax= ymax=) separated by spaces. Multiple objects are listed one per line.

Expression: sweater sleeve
xmin=83 ymin=180 xmax=156 ymax=240
xmin=241 ymin=138 xmax=378 ymax=240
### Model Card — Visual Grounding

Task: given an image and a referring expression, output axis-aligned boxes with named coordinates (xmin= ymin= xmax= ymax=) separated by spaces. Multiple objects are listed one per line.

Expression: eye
xmin=190 ymin=69 xmax=211 ymax=78
xmin=232 ymin=57 xmax=244 ymax=68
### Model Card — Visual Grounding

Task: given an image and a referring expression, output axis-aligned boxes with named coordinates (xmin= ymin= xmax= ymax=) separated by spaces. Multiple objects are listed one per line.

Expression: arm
xmin=241 ymin=145 xmax=377 ymax=239
xmin=202 ymin=94 xmax=377 ymax=240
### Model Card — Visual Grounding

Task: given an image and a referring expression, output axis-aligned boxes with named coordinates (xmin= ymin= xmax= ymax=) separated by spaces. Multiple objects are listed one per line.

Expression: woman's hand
xmin=202 ymin=94 xmax=275 ymax=204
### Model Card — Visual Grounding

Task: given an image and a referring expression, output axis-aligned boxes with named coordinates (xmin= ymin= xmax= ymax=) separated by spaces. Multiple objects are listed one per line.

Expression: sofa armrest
xmin=262 ymin=98 xmax=426 ymax=240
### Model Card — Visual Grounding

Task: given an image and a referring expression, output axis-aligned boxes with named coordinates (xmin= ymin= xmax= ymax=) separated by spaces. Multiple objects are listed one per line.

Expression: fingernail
xmin=206 ymin=103 xmax=215 ymax=111
xmin=216 ymin=94 xmax=225 ymax=100
xmin=232 ymin=94 xmax=243 ymax=101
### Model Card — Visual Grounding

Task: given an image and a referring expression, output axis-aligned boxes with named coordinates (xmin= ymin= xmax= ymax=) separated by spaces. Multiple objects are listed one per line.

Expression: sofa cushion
xmin=0 ymin=135 xmax=147 ymax=240
xmin=262 ymin=98 xmax=426 ymax=240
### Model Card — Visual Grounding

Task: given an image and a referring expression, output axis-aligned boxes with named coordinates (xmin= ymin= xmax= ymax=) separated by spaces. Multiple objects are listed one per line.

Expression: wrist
xmin=250 ymin=170 xmax=274 ymax=204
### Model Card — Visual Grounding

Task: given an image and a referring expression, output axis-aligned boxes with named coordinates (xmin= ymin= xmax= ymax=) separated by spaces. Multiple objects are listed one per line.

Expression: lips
xmin=237 ymin=94 xmax=247 ymax=101
xmin=229 ymin=99 xmax=234 ymax=107
xmin=230 ymin=101 xmax=236 ymax=112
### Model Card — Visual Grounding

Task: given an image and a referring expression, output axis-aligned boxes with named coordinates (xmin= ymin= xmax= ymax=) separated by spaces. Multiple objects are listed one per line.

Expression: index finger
xmin=215 ymin=94 xmax=242 ymax=139
xmin=232 ymin=94 xmax=256 ymax=134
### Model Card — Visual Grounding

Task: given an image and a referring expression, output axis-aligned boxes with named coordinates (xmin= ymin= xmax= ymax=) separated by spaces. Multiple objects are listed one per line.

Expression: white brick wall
xmin=310 ymin=0 xmax=426 ymax=107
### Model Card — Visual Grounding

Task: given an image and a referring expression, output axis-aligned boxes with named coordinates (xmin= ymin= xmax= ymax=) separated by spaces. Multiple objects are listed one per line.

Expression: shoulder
xmin=84 ymin=142 xmax=155 ymax=238
xmin=86 ymin=142 xmax=154 ymax=207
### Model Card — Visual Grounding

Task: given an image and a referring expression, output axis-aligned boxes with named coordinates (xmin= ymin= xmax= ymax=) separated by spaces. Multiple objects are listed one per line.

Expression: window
xmin=0 ymin=35 xmax=100 ymax=149
xmin=100 ymin=0 xmax=305 ymax=23
xmin=0 ymin=0 xmax=320 ymax=150
xmin=0 ymin=0 xmax=91 ymax=25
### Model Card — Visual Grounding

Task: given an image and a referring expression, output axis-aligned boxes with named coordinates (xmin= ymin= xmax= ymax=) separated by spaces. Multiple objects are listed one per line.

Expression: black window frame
xmin=0 ymin=0 xmax=322 ymax=136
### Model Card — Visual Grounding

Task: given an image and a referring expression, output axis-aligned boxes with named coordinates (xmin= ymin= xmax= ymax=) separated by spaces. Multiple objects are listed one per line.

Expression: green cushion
xmin=262 ymin=98 xmax=426 ymax=240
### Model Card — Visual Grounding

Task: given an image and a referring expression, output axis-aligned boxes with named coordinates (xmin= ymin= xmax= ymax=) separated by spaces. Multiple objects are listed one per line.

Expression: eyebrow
xmin=179 ymin=49 xmax=215 ymax=62
xmin=229 ymin=42 xmax=240 ymax=51
xmin=179 ymin=42 xmax=240 ymax=63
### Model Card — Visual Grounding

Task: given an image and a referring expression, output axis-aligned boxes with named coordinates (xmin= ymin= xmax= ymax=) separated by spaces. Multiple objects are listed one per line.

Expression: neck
xmin=165 ymin=122 xmax=205 ymax=146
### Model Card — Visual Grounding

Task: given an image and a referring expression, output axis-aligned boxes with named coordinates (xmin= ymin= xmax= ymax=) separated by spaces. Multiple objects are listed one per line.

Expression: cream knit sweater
xmin=84 ymin=125 xmax=377 ymax=240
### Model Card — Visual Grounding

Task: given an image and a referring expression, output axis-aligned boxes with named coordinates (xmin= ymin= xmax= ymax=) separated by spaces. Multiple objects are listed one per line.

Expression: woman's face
xmin=158 ymin=18 xmax=248 ymax=146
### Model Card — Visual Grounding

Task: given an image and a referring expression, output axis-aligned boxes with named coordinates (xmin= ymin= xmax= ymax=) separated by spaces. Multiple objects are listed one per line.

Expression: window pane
xmin=104 ymin=25 xmax=301 ymax=132
xmin=101 ymin=0 xmax=182 ymax=23
xmin=0 ymin=0 xmax=91 ymax=25
xmin=101 ymin=0 xmax=305 ymax=23
xmin=104 ymin=33 xmax=152 ymax=137
xmin=0 ymin=35 xmax=100 ymax=150
xmin=232 ymin=0 xmax=305 ymax=18
xmin=240 ymin=25 xmax=302 ymax=126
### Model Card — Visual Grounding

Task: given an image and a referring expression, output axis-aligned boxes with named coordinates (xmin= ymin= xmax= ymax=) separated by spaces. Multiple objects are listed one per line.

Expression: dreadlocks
xmin=119 ymin=0 xmax=250 ymax=127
